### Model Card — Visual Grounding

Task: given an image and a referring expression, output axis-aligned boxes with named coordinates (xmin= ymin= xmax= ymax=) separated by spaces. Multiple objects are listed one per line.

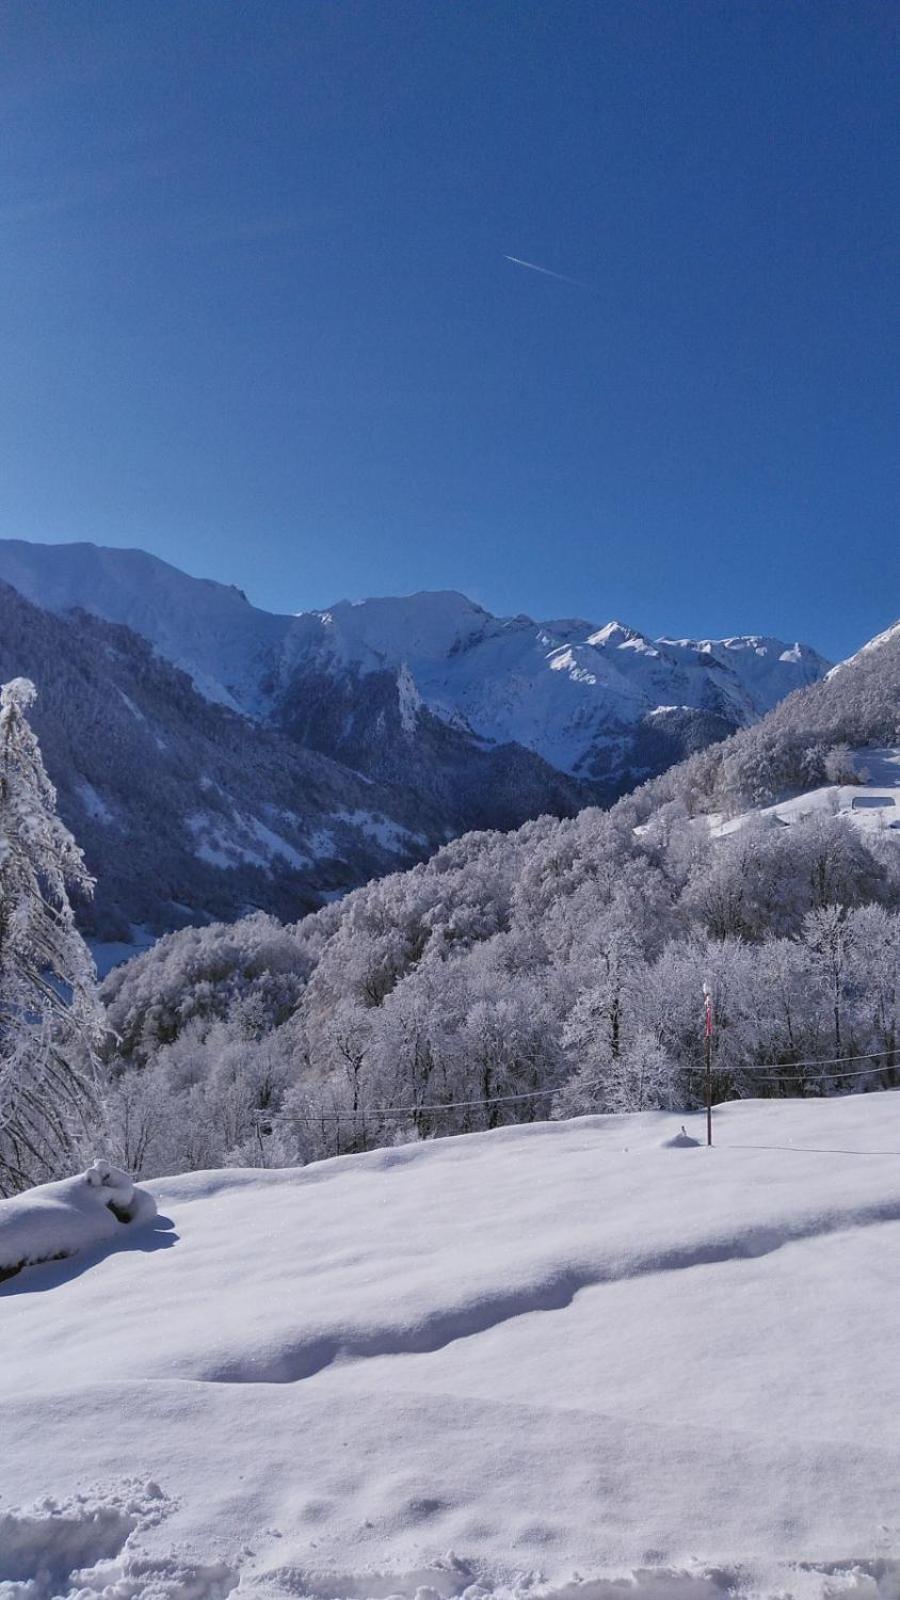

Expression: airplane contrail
xmin=503 ymin=254 xmax=586 ymax=287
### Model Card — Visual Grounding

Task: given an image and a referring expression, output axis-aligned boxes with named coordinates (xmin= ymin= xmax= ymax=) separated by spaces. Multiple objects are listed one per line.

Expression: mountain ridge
xmin=0 ymin=538 xmax=832 ymax=795
xmin=0 ymin=580 xmax=449 ymax=943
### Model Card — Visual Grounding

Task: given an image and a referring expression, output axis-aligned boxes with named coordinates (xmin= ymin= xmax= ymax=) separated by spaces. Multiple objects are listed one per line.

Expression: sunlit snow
xmin=3 ymin=1096 xmax=900 ymax=1598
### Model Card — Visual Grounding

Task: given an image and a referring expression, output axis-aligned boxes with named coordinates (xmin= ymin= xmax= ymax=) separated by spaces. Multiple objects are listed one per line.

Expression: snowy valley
xmin=76 ymin=608 xmax=900 ymax=1185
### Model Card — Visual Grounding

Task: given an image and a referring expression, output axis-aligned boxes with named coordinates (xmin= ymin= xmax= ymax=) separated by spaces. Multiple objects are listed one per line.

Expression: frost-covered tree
xmin=801 ymin=905 xmax=854 ymax=1059
xmin=846 ymin=905 xmax=900 ymax=1071
xmin=0 ymin=679 xmax=105 ymax=1193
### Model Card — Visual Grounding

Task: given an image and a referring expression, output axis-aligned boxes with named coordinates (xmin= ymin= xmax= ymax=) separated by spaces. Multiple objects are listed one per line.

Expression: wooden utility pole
xmin=703 ymin=982 xmax=713 ymax=1146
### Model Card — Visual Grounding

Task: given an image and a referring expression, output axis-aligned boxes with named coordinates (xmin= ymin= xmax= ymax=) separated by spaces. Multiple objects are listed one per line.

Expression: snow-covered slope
xmin=278 ymin=602 xmax=817 ymax=773
xmin=826 ymin=618 xmax=900 ymax=678
xmin=0 ymin=580 xmax=440 ymax=942
xmin=3 ymin=1093 xmax=900 ymax=1599
xmin=0 ymin=541 xmax=830 ymax=792
xmin=0 ymin=539 xmax=289 ymax=713
xmin=401 ymin=618 xmax=826 ymax=778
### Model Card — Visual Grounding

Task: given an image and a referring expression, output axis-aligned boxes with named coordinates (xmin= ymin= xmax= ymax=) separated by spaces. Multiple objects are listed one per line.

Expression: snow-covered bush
xmin=0 ymin=1158 xmax=156 ymax=1280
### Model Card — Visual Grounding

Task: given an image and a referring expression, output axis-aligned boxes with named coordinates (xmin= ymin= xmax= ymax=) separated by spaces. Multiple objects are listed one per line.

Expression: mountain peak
xmin=587 ymin=620 xmax=655 ymax=651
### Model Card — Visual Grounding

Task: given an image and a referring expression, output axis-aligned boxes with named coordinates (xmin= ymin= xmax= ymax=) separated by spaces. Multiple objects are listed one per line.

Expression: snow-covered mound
xmin=0 ymin=1160 xmax=157 ymax=1279
xmin=3 ymin=1095 xmax=900 ymax=1598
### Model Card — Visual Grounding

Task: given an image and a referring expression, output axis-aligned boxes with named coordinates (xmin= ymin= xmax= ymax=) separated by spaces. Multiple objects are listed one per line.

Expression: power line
xmin=298 ymin=1077 xmax=603 ymax=1122
xmin=736 ymin=1062 xmax=894 ymax=1084
xmin=730 ymin=1046 xmax=899 ymax=1074
xmin=295 ymin=1050 xmax=898 ymax=1124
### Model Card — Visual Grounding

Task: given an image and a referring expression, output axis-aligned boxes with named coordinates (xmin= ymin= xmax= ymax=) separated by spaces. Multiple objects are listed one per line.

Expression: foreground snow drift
xmin=3 ymin=1097 xmax=900 ymax=1599
xmin=0 ymin=1160 xmax=157 ymax=1279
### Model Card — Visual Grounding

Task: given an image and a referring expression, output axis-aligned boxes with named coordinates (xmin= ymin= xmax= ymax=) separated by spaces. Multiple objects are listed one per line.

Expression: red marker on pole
xmin=703 ymin=982 xmax=713 ymax=1146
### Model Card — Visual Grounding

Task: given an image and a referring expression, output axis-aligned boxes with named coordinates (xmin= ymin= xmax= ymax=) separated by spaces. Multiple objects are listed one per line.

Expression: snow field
xmin=3 ymin=1096 xmax=900 ymax=1598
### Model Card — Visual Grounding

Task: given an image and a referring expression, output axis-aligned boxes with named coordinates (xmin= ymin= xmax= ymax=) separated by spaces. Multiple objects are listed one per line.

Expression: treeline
xmin=101 ymin=798 xmax=900 ymax=1177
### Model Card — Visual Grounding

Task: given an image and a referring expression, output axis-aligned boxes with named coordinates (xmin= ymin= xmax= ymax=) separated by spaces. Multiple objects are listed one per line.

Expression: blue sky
xmin=2 ymin=1 xmax=898 ymax=659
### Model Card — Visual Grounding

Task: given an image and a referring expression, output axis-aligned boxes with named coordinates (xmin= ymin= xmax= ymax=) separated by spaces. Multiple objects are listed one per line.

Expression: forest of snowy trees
xmin=99 ymin=797 xmax=900 ymax=1179
xmin=3 ymin=625 xmax=900 ymax=1192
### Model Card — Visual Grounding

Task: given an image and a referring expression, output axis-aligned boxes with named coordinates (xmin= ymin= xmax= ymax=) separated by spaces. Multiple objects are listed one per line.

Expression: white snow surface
xmin=4 ymin=1095 xmax=900 ymax=1598
xmin=89 ymin=925 xmax=157 ymax=979
xmin=0 ymin=541 xmax=830 ymax=775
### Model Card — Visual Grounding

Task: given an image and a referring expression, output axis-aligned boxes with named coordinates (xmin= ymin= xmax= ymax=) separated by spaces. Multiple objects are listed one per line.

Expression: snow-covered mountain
xmin=0 ymin=538 xmax=287 ymax=713
xmin=0 ymin=580 xmax=446 ymax=944
xmin=276 ymin=599 xmax=828 ymax=786
xmin=623 ymin=605 xmax=900 ymax=831
xmin=0 ymin=540 xmax=831 ymax=801
xmin=826 ymin=617 xmax=900 ymax=678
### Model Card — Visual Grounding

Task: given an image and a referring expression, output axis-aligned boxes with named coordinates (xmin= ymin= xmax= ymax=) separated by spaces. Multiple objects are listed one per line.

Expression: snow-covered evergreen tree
xmin=0 ymin=678 xmax=105 ymax=1194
